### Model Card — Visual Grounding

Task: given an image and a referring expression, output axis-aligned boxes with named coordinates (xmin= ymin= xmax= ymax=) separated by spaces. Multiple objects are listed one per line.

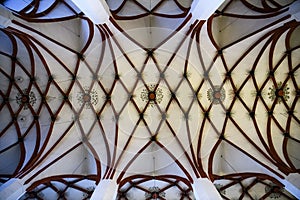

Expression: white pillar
xmin=280 ymin=173 xmax=300 ymax=199
xmin=0 ymin=178 xmax=26 ymax=200
xmin=190 ymin=0 xmax=225 ymax=20
xmin=0 ymin=4 xmax=13 ymax=28
xmin=289 ymin=0 xmax=300 ymax=21
xmin=70 ymin=0 xmax=110 ymax=24
xmin=90 ymin=179 xmax=118 ymax=200
xmin=192 ymin=178 xmax=222 ymax=200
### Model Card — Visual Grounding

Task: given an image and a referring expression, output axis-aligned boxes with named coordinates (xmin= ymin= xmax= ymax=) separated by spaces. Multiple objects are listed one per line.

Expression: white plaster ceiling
xmin=0 ymin=0 xmax=299 ymax=199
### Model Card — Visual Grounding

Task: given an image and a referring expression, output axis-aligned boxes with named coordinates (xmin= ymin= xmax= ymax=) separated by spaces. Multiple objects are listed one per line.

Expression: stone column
xmin=0 ymin=4 xmax=13 ymax=28
xmin=190 ymin=0 xmax=225 ymax=20
xmin=90 ymin=179 xmax=118 ymax=200
xmin=192 ymin=178 xmax=222 ymax=200
xmin=70 ymin=0 xmax=109 ymax=24
xmin=281 ymin=173 xmax=300 ymax=199
xmin=0 ymin=178 xmax=26 ymax=200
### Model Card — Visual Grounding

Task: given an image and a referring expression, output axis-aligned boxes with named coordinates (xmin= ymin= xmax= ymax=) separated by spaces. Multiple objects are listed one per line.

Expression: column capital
xmin=70 ymin=0 xmax=110 ymax=24
xmin=192 ymin=178 xmax=222 ymax=200
xmin=0 ymin=4 xmax=13 ymax=28
xmin=280 ymin=173 xmax=300 ymax=199
xmin=0 ymin=178 xmax=26 ymax=200
xmin=90 ymin=179 xmax=118 ymax=200
xmin=190 ymin=0 xmax=225 ymax=20
xmin=290 ymin=1 xmax=300 ymax=21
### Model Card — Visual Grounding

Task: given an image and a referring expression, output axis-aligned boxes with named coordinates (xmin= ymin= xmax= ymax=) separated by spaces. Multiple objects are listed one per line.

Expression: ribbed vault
xmin=0 ymin=0 xmax=299 ymax=199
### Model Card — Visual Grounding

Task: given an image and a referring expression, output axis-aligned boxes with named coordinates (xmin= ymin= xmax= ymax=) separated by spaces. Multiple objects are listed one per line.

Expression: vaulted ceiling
xmin=0 ymin=0 xmax=299 ymax=199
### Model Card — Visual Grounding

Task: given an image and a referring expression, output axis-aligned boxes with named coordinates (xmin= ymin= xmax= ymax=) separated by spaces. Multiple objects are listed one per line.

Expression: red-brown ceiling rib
xmin=107 ymin=0 xmax=192 ymax=20
xmin=0 ymin=0 xmax=299 ymax=199
xmin=7 ymin=0 xmax=80 ymax=22
xmin=25 ymin=175 xmax=97 ymax=200
xmin=1 ymin=0 xmax=104 ymax=185
xmin=240 ymin=0 xmax=293 ymax=13
xmin=118 ymin=175 xmax=194 ymax=200
xmin=213 ymin=173 xmax=296 ymax=199
xmin=203 ymin=0 xmax=299 ymax=178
